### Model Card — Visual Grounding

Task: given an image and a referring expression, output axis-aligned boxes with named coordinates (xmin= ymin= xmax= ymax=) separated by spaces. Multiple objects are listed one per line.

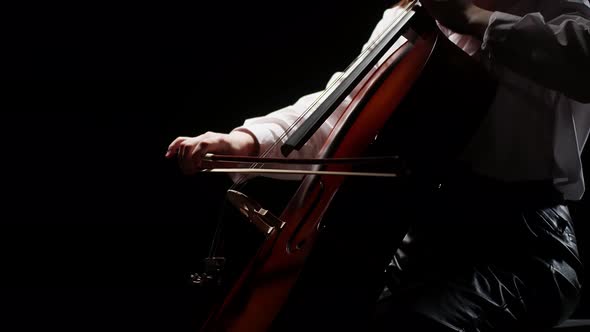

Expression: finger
xmin=180 ymin=144 xmax=198 ymax=175
xmin=166 ymin=136 xmax=189 ymax=158
xmin=193 ymin=141 xmax=213 ymax=173
xmin=194 ymin=141 xmax=210 ymax=160
xmin=194 ymin=139 xmax=228 ymax=164
xmin=183 ymin=140 xmax=214 ymax=174
xmin=179 ymin=143 xmax=188 ymax=162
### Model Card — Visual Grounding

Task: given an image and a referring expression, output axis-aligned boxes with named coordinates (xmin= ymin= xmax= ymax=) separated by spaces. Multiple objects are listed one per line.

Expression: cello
xmin=193 ymin=1 xmax=497 ymax=330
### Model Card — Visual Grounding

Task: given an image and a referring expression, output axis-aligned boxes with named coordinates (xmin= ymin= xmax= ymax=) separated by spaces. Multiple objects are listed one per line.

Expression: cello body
xmin=201 ymin=6 xmax=497 ymax=331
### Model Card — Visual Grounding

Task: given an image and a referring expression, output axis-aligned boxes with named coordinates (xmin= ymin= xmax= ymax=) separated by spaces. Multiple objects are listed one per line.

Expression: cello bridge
xmin=226 ymin=189 xmax=286 ymax=236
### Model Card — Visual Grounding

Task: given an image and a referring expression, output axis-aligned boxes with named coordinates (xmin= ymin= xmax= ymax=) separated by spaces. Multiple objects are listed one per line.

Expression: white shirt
xmin=233 ymin=2 xmax=590 ymax=201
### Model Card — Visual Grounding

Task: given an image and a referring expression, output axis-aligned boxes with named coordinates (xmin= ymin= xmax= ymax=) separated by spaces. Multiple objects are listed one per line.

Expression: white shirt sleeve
xmin=481 ymin=6 xmax=590 ymax=103
xmin=231 ymin=6 xmax=411 ymax=161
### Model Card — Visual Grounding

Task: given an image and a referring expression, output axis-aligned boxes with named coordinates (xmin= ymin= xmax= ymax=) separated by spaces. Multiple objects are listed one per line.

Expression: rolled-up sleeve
xmin=481 ymin=6 xmax=590 ymax=103
xmin=232 ymin=5 xmax=410 ymax=161
xmin=232 ymin=89 xmax=334 ymax=161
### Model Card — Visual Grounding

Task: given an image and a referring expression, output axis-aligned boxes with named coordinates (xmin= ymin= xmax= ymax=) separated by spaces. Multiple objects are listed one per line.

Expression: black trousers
xmin=270 ymin=171 xmax=583 ymax=332
xmin=370 ymin=172 xmax=584 ymax=332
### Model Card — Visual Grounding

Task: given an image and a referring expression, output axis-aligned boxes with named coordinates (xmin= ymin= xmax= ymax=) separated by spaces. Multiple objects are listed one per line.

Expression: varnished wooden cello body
xmin=198 ymin=2 xmax=497 ymax=331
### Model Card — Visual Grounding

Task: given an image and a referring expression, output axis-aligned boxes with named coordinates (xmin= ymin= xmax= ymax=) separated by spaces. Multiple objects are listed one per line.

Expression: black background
xmin=1 ymin=1 xmax=589 ymax=331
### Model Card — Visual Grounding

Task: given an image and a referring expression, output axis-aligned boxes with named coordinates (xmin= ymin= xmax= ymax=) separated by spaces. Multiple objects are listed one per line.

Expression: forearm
xmin=229 ymin=91 xmax=336 ymax=181
xmin=231 ymin=5 xmax=410 ymax=161
xmin=233 ymin=90 xmax=335 ymax=159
